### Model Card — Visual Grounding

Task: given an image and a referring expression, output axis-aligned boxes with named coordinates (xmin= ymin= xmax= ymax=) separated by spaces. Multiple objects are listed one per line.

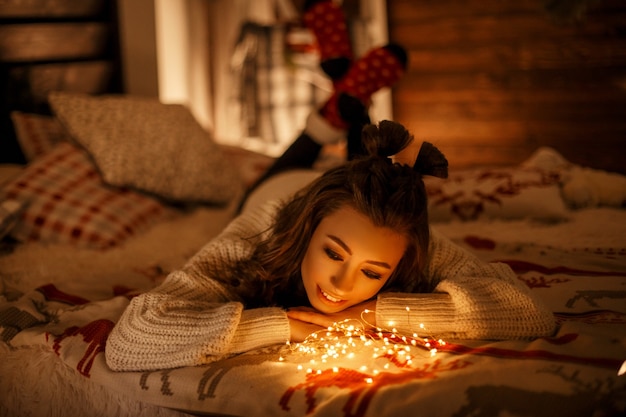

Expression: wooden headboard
xmin=388 ymin=0 xmax=626 ymax=174
xmin=0 ymin=0 xmax=122 ymax=164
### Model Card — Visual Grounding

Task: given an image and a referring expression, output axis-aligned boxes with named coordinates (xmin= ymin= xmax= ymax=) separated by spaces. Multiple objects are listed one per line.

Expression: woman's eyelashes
xmin=362 ymin=269 xmax=382 ymax=280
xmin=324 ymin=247 xmax=343 ymax=261
xmin=323 ymin=247 xmax=383 ymax=280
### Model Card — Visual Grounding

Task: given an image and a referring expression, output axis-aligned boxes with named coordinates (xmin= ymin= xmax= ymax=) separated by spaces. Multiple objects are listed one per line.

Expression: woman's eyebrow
xmin=328 ymin=235 xmax=351 ymax=254
xmin=366 ymin=260 xmax=392 ymax=269
xmin=327 ymin=235 xmax=392 ymax=269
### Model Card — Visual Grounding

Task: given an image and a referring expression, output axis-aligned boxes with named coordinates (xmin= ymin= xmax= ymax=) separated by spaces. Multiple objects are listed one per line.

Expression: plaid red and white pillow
xmin=10 ymin=112 xmax=69 ymax=162
xmin=2 ymin=142 xmax=178 ymax=249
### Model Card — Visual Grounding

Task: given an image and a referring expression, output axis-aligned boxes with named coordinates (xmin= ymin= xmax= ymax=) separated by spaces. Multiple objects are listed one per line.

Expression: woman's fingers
xmin=286 ymin=309 xmax=334 ymax=328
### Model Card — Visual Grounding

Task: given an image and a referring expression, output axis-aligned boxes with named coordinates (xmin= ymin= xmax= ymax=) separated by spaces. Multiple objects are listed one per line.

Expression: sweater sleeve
xmin=375 ymin=228 xmax=556 ymax=340
xmin=105 ymin=203 xmax=291 ymax=372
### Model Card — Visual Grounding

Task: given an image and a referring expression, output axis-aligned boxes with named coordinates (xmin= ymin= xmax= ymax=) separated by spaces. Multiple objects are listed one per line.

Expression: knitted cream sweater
xmin=105 ymin=202 xmax=556 ymax=372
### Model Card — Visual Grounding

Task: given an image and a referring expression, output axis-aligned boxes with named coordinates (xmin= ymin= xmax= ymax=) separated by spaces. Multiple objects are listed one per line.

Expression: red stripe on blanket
xmin=280 ymin=359 xmax=471 ymax=417
xmin=51 ymin=319 xmax=115 ymax=377
xmin=112 ymin=285 xmax=138 ymax=297
xmin=440 ymin=334 xmax=622 ymax=370
xmin=464 ymin=235 xmax=496 ymax=250
xmin=499 ymin=260 xmax=626 ymax=277
xmin=36 ymin=283 xmax=90 ymax=305
xmin=553 ymin=310 xmax=626 ymax=324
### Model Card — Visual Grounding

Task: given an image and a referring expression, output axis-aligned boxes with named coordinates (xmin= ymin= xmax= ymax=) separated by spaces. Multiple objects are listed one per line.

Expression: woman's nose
xmin=331 ymin=266 xmax=355 ymax=293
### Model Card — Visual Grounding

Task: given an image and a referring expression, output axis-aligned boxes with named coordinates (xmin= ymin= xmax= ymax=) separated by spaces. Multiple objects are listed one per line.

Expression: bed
xmin=1 ymin=92 xmax=625 ymax=417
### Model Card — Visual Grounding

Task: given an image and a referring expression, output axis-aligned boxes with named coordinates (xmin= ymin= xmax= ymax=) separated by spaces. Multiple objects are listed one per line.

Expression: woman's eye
xmin=324 ymin=248 xmax=342 ymax=261
xmin=362 ymin=270 xmax=382 ymax=280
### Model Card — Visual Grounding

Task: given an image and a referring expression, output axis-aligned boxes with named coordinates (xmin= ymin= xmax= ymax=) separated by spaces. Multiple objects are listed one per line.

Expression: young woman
xmin=105 ymin=120 xmax=556 ymax=372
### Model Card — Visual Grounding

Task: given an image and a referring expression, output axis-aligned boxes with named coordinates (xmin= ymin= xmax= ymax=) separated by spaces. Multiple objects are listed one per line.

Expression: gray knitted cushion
xmin=49 ymin=92 xmax=241 ymax=205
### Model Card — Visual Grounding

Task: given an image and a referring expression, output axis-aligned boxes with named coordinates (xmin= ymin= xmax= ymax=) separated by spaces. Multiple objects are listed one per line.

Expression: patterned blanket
xmin=2 ymin=208 xmax=625 ymax=417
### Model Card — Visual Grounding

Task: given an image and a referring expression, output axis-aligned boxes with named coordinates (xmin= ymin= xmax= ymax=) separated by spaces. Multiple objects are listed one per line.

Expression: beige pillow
xmin=48 ymin=92 xmax=242 ymax=205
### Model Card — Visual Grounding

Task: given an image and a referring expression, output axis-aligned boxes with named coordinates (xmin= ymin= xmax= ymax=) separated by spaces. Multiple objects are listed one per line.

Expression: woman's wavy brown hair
xmin=241 ymin=120 xmax=448 ymax=308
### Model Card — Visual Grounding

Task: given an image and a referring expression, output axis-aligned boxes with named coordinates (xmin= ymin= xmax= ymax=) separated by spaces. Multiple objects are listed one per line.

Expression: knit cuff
xmin=229 ymin=307 xmax=291 ymax=353
xmin=376 ymin=292 xmax=457 ymax=336
xmin=305 ymin=111 xmax=346 ymax=145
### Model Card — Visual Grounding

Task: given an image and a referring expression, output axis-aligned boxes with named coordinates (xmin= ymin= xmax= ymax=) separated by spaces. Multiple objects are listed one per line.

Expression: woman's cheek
xmin=360 ymin=278 xmax=386 ymax=300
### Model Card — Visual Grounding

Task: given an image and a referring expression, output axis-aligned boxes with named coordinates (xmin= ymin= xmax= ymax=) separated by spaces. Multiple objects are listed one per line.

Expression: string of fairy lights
xmin=279 ymin=307 xmax=446 ymax=383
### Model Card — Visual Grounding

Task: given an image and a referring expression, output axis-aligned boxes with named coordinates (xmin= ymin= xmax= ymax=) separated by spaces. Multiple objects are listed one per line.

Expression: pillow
xmin=10 ymin=112 xmax=69 ymax=161
xmin=10 ymin=111 xmax=273 ymax=193
xmin=0 ymin=199 xmax=27 ymax=240
xmin=219 ymin=144 xmax=274 ymax=188
xmin=425 ymin=166 xmax=569 ymax=222
xmin=0 ymin=164 xmax=24 ymax=186
xmin=48 ymin=92 xmax=242 ymax=205
xmin=560 ymin=166 xmax=626 ymax=209
xmin=1 ymin=142 xmax=178 ymax=249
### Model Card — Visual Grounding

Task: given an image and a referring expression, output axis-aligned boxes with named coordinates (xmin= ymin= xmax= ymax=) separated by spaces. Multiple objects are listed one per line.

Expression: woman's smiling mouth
xmin=318 ymin=286 xmax=346 ymax=305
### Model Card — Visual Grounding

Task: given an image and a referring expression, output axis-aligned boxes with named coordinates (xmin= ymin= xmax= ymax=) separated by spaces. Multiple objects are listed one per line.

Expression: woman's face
xmin=301 ymin=205 xmax=408 ymax=313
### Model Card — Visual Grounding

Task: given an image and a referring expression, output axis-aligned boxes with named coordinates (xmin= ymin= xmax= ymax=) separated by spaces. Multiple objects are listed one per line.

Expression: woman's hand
xmin=286 ymin=300 xmax=377 ymax=342
xmin=288 ymin=317 xmax=326 ymax=343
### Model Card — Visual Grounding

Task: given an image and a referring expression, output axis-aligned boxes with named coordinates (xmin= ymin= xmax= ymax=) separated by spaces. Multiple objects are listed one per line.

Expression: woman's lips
xmin=317 ymin=286 xmax=346 ymax=306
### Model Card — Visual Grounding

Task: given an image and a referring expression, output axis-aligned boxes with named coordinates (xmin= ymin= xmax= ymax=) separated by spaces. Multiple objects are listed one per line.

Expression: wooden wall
xmin=387 ymin=0 xmax=626 ymax=174
xmin=0 ymin=0 xmax=122 ymax=164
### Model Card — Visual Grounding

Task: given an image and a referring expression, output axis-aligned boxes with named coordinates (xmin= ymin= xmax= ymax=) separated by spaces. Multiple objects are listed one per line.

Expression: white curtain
xmin=120 ymin=0 xmax=389 ymax=155
xmin=206 ymin=0 xmax=331 ymax=155
xmin=203 ymin=0 xmax=391 ymax=155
